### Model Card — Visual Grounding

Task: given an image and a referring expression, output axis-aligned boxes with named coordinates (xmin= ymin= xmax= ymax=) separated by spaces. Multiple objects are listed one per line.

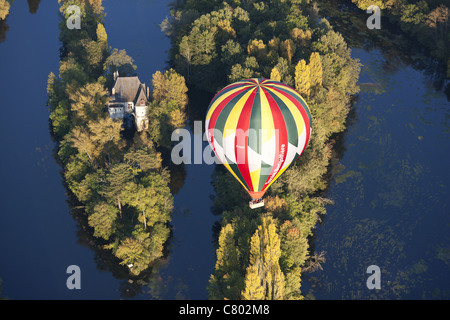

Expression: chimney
xmin=112 ymin=87 xmax=115 ymax=96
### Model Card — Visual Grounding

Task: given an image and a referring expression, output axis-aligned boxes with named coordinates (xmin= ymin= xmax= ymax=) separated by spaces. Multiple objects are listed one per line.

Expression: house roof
xmin=111 ymin=76 xmax=149 ymax=104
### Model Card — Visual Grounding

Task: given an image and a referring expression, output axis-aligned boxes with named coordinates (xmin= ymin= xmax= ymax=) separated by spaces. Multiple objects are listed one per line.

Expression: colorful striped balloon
xmin=205 ymin=78 xmax=312 ymax=200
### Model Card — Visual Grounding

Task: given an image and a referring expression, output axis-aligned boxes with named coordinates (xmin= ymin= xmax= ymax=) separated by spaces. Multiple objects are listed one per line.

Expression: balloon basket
xmin=249 ymin=199 xmax=264 ymax=209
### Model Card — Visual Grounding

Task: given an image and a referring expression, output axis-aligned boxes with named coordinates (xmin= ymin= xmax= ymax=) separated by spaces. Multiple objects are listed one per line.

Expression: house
xmin=108 ymin=71 xmax=150 ymax=132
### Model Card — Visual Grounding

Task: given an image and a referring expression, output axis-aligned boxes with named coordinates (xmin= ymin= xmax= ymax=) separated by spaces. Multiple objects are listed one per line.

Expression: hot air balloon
xmin=205 ymin=78 xmax=311 ymax=209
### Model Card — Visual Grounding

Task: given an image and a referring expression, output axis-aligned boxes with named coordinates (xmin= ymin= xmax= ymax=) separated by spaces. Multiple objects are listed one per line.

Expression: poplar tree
xmin=270 ymin=67 xmax=282 ymax=82
xmin=0 ymin=0 xmax=10 ymax=20
xmin=96 ymin=23 xmax=107 ymax=43
xmin=241 ymin=264 xmax=265 ymax=300
xmin=295 ymin=59 xmax=311 ymax=98
xmin=280 ymin=39 xmax=296 ymax=63
xmin=309 ymin=52 xmax=323 ymax=91
xmin=242 ymin=216 xmax=285 ymax=300
xmin=209 ymin=223 xmax=243 ymax=300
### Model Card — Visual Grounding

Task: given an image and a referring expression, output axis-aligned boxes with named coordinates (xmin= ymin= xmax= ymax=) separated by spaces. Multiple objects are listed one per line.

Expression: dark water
xmin=304 ymin=48 xmax=450 ymax=299
xmin=0 ymin=0 xmax=120 ymax=299
xmin=0 ymin=1 xmax=448 ymax=300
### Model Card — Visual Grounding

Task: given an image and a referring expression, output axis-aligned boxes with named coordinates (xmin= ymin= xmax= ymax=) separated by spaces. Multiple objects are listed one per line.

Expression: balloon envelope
xmin=205 ymin=78 xmax=312 ymax=199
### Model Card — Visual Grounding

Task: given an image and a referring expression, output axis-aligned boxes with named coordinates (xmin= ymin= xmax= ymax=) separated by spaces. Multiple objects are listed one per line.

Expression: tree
xmin=279 ymin=219 xmax=308 ymax=299
xmin=228 ymin=63 xmax=254 ymax=82
xmin=221 ymin=39 xmax=243 ymax=68
xmin=114 ymin=225 xmax=169 ymax=276
xmin=115 ymin=233 xmax=152 ymax=276
xmin=295 ymin=59 xmax=311 ymax=98
xmin=247 ymin=39 xmax=267 ymax=62
xmin=88 ymin=202 xmax=118 ymax=240
xmin=49 ymin=100 xmax=72 ymax=138
xmin=70 ymin=126 xmax=97 ymax=164
xmin=291 ymin=28 xmax=311 ymax=47
xmin=209 ymin=223 xmax=243 ymax=299
xmin=309 ymin=52 xmax=323 ymax=91
xmin=87 ymin=117 xmax=124 ymax=165
xmin=270 ymin=67 xmax=281 ymax=81
xmin=152 ymin=69 xmax=188 ymax=110
xmin=280 ymin=39 xmax=296 ymax=63
xmin=267 ymin=37 xmax=280 ymax=65
xmin=170 ymin=108 xmax=187 ymax=129
xmin=122 ymin=181 xmax=171 ymax=229
xmin=75 ymin=169 xmax=104 ymax=203
xmin=100 ymin=163 xmax=136 ymax=217
xmin=241 ymin=216 xmax=285 ymax=300
xmin=241 ymin=264 xmax=265 ymax=300
xmin=96 ymin=23 xmax=107 ymax=43
xmin=273 ymin=57 xmax=294 ymax=86
xmin=179 ymin=35 xmax=193 ymax=80
xmin=68 ymin=82 xmax=109 ymax=124
xmin=59 ymin=57 xmax=89 ymax=88
xmin=0 ymin=0 xmax=10 ymax=20
xmin=105 ymin=48 xmax=137 ymax=78
xmin=80 ymin=38 xmax=107 ymax=77
xmin=188 ymin=24 xmax=217 ymax=65
xmin=351 ymin=0 xmax=388 ymax=10
xmin=96 ymin=23 xmax=108 ymax=59
xmin=426 ymin=4 xmax=449 ymax=43
xmin=124 ymin=147 xmax=162 ymax=173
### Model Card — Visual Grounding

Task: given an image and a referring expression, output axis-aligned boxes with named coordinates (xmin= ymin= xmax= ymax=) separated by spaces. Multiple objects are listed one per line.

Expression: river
xmin=0 ymin=1 xmax=448 ymax=300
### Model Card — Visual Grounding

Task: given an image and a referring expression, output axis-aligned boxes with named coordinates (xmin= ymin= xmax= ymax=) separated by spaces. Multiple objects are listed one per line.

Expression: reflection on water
xmin=27 ymin=0 xmax=41 ymax=14
xmin=0 ymin=0 xmax=41 ymax=43
xmin=305 ymin=48 xmax=450 ymax=299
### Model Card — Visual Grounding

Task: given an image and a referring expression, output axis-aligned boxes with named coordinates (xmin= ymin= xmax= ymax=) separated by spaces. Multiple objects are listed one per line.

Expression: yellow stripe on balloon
xmin=250 ymin=168 xmax=261 ymax=192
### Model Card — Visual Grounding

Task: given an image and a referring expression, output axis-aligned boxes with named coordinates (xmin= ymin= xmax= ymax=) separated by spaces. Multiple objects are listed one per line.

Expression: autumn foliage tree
xmin=242 ymin=216 xmax=285 ymax=300
xmin=0 ymin=0 xmax=10 ymax=20
xmin=295 ymin=59 xmax=311 ymax=98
